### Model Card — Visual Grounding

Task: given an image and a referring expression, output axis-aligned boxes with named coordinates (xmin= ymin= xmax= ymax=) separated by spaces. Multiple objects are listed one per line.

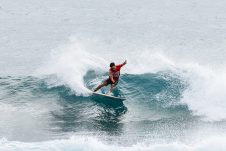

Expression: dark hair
xmin=110 ymin=62 xmax=115 ymax=67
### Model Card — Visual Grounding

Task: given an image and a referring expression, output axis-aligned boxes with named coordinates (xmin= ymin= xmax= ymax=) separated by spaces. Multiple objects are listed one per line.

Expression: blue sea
xmin=1 ymin=0 xmax=226 ymax=150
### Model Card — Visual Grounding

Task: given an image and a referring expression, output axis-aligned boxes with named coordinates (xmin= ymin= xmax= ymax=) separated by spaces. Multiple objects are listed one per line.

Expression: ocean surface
xmin=1 ymin=0 xmax=226 ymax=150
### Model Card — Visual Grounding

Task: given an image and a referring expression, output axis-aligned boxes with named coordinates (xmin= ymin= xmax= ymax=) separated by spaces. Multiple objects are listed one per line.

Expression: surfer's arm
xmin=121 ymin=60 xmax=127 ymax=67
xmin=109 ymin=71 xmax=115 ymax=83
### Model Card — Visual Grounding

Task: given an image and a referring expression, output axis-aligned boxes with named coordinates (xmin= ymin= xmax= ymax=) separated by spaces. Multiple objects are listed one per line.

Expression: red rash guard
xmin=109 ymin=64 xmax=122 ymax=81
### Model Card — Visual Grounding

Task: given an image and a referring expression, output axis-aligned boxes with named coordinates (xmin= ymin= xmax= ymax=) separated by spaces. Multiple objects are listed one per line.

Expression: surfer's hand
xmin=124 ymin=60 xmax=127 ymax=64
xmin=122 ymin=60 xmax=127 ymax=66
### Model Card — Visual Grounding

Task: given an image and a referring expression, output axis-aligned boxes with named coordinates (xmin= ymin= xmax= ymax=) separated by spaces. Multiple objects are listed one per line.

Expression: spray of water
xmin=37 ymin=36 xmax=226 ymax=121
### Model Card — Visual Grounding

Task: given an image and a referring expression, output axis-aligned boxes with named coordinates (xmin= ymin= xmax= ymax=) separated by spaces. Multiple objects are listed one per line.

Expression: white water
xmin=1 ymin=135 xmax=226 ymax=151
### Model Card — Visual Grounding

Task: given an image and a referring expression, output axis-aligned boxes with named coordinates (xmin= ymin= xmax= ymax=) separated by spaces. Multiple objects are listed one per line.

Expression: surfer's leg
xmin=94 ymin=81 xmax=108 ymax=92
xmin=108 ymin=81 xmax=118 ymax=93
xmin=109 ymin=84 xmax=115 ymax=93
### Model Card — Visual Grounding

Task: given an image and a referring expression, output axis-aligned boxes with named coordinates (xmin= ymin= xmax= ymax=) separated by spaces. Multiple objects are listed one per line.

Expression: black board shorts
xmin=104 ymin=78 xmax=118 ymax=85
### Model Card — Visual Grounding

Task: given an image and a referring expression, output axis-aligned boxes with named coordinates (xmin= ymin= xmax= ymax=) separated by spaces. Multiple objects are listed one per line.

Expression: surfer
xmin=93 ymin=60 xmax=127 ymax=94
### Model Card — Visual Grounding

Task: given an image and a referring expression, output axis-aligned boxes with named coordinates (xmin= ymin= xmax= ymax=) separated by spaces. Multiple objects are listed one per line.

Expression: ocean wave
xmin=34 ymin=38 xmax=226 ymax=121
xmin=0 ymin=71 xmax=187 ymax=112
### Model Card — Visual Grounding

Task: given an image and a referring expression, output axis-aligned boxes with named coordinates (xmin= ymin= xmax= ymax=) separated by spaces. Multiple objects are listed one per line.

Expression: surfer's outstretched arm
xmin=121 ymin=60 xmax=127 ymax=67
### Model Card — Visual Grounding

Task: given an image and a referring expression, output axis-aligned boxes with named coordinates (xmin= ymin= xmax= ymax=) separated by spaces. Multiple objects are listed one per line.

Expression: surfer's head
xmin=110 ymin=62 xmax=116 ymax=70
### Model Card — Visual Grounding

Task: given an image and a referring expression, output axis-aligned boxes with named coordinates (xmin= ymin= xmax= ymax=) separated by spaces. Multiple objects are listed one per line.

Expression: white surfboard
xmin=92 ymin=91 xmax=126 ymax=101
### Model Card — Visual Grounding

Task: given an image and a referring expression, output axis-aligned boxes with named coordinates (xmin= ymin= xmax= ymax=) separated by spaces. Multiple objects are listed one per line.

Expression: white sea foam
xmin=36 ymin=37 xmax=108 ymax=95
xmin=1 ymin=135 xmax=226 ymax=151
xmin=181 ymin=63 xmax=226 ymax=121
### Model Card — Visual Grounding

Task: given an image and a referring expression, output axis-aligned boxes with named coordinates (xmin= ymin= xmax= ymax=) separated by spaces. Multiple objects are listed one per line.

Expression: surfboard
xmin=92 ymin=91 xmax=126 ymax=101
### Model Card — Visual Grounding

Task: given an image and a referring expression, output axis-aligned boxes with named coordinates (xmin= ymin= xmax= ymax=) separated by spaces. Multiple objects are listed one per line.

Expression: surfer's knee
xmin=102 ymin=81 xmax=108 ymax=86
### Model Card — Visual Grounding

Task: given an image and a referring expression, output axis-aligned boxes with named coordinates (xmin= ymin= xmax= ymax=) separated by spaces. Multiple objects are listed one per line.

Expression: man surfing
xmin=93 ymin=60 xmax=127 ymax=94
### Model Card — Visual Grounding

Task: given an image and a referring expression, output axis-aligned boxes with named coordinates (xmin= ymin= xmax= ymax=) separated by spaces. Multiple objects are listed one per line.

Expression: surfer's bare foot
xmin=107 ymin=92 xmax=113 ymax=96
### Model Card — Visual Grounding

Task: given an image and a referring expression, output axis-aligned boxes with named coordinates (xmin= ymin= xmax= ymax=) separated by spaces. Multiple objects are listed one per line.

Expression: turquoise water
xmin=1 ymin=73 xmax=226 ymax=147
xmin=0 ymin=71 xmax=226 ymax=150
xmin=0 ymin=73 xmax=189 ymax=142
